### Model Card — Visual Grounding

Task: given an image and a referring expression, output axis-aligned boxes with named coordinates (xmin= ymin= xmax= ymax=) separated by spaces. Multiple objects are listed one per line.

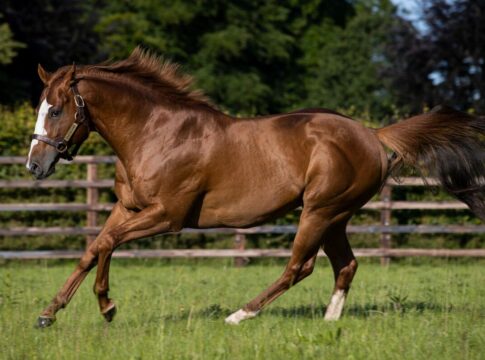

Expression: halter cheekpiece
xmin=31 ymin=80 xmax=89 ymax=161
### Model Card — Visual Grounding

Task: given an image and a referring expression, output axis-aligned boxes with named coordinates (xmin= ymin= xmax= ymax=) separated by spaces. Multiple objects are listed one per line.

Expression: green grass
xmin=1 ymin=259 xmax=484 ymax=359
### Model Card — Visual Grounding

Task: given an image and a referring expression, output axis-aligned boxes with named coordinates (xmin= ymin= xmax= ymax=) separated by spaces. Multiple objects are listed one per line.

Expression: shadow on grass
xmin=155 ymin=301 xmax=450 ymax=323
xmin=157 ymin=304 xmax=232 ymax=322
xmin=267 ymin=301 xmax=449 ymax=319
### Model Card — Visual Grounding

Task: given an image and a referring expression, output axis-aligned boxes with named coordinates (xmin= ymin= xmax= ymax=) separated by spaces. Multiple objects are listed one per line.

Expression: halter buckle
xmin=56 ymin=141 xmax=68 ymax=153
xmin=74 ymin=94 xmax=85 ymax=107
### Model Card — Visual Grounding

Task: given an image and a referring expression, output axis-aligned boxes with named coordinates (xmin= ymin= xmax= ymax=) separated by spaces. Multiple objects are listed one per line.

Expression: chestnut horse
xmin=27 ymin=48 xmax=484 ymax=328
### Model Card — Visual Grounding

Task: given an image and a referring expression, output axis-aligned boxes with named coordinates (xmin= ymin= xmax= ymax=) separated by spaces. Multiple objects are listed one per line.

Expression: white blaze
xmin=26 ymin=99 xmax=52 ymax=169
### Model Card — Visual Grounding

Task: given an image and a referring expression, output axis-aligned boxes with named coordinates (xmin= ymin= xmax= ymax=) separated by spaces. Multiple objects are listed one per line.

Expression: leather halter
xmin=31 ymin=81 xmax=89 ymax=161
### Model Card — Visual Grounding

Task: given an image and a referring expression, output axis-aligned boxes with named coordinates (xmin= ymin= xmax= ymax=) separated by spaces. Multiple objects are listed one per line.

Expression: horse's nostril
xmin=29 ymin=162 xmax=42 ymax=176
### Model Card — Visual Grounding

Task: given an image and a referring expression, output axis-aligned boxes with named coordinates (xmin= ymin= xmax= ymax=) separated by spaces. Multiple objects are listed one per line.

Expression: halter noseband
xmin=31 ymin=81 xmax=89 ymax=161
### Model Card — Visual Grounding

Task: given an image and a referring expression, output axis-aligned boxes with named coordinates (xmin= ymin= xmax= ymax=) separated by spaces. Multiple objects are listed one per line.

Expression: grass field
xmin=1 ymin=258 xmax=484 ymax=359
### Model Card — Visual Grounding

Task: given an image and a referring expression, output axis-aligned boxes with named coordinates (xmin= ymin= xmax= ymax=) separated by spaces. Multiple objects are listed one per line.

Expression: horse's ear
xmin=65 ymin=63 xmax=77 ymax=83
xmin=38 ymin=64 xmax=51 ymax=85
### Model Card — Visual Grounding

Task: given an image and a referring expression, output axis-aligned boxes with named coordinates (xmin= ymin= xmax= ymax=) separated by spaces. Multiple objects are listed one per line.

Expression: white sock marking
xmin=225 ymin=309 xmax=259 ymax=325
xmin=27 ymin=99 xmax=52 ymax=169
xmin=324 ymin=289 xmax=346 ymax=321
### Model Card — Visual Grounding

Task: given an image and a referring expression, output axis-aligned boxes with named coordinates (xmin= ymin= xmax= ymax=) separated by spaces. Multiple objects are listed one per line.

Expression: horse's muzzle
xmin=28 ymin=161 xmax=55 ymax=180
xmin=29 ymin=162 xmax=43 ymax=178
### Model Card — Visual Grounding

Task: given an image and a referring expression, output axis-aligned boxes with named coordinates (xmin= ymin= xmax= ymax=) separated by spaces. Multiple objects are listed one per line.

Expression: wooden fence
xmin=1 ymin=156 xmax=485 ymax=263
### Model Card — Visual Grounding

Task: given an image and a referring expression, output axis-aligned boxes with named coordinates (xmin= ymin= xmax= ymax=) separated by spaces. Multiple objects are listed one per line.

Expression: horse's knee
xmin=96 ymin=234 xmax=116 ymax=256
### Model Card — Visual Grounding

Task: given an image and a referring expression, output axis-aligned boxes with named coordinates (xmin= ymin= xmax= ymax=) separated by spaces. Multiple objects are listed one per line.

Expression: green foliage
xmin=1 ymin=261 xmax=485 ymax=359
xmin=96 ymin=1 xmax=278 ymax=114
xmin=94 ymin=0 xmax=362 ymax=115
xmin=0 ymin=0 xmax=101 ymax=103
xmin=0 ymin=20 xmax=24 ymax=65
xmin=0 ymin=102 xmax=34 ymax=156
xmin=299 ymin=0 xmax=396 ymax=118
xmin=2 ymin=0 xmax=485 ymax=117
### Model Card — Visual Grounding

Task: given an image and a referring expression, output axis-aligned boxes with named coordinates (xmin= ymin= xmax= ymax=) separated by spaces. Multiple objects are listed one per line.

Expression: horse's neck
xmin=86 ymin=80 xmax=229 ymax=166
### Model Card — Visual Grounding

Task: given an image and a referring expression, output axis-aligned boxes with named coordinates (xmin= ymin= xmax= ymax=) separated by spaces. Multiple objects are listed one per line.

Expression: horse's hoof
xmin=35 ymin=316 xmax=56 ymax=329
xmin=102 ymin=303 xmax=117 ymax=322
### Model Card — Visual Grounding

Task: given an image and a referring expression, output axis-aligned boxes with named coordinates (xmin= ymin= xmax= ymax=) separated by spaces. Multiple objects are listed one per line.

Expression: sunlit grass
xmin=1 ymin=259 xmax=484 ymax=359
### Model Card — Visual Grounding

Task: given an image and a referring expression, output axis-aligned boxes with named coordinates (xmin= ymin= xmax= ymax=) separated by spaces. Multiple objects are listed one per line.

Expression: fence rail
xmin=1 ymin=156 xmax=484 ymax=262
xmin=1 ymin=225 xmax=485 ymax=237
xmin=2 ymin=248 xmax=485 ymax=260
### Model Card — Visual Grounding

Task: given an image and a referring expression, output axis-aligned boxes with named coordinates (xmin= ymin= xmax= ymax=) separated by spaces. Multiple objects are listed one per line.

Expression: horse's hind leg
xmin=225 ymin=209 xmax=328 ymax=325
xmin=322 ymin=221 xmax=357 ymax=321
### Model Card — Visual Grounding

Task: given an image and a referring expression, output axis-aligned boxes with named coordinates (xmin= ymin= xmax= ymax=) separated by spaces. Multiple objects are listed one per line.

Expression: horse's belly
xmin=193 ymin=187 xmax=302 ymax=228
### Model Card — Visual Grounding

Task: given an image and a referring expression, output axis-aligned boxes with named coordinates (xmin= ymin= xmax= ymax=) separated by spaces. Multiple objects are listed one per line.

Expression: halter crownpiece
xmin=31 ymin=80 xmax=89 ymax=161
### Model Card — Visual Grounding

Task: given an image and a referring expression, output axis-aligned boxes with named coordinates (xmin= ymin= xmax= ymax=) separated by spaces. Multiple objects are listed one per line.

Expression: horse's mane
xmin=81 ymin=47 xmax=211 ymax=106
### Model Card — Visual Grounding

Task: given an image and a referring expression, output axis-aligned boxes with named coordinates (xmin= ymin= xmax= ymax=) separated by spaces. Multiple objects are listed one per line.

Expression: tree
xmin=0 ymin=0 xmax=402 ymax=119
xmin=0 ymin=0 xmax=101 ymax=103
xmin=298 ymin=0 xmax=397 ymax=118
xmin=0 ymin=17 xmax=24 ymax=65
xmin=0 ymin=16 xmax=24 ymax=103
xmin=384 ymin=0 xmax=485 ymax=114
xmin=95 ymin=0 xmax=358 ymax=115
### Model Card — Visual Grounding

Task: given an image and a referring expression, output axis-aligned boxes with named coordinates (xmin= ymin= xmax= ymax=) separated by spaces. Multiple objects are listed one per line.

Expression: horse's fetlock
xmin=54 ymin=295 xmax=67 ymax=308
xmin=94 ymin=283 xmax=109 ymax=296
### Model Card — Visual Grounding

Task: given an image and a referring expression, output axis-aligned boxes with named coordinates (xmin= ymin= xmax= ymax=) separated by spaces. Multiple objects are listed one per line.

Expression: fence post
xmin=86 ymin=163 xmax=99 ymax=246
xmin=234 ymin=233 xmax=248 ymax=267
xmin=380 ymin=184 xmax=392 ymax=266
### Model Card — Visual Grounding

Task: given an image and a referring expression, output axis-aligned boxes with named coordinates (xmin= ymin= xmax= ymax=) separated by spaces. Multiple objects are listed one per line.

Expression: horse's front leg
xmin=36 ymin=202 xmax=133 ymax=328
xmin=36 ymin=243 xmax=98 ymax=328
xmin=94 ymin=203 xmax=179 ymax=322
xmin=91 ymin=202 xmax=135 ymax=321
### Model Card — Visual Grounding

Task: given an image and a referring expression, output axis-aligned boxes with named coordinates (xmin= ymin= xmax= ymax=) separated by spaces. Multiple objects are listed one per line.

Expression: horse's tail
xmin=376 ymin=105 xmax=485 ymax=221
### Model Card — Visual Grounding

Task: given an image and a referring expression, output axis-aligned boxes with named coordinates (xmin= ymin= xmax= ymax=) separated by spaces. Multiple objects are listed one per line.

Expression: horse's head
xmin=27 ymin=64 xmax=91 ymax=179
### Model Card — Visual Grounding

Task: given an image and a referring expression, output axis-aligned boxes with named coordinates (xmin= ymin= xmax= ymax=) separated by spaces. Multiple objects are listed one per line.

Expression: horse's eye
xmin=50 ymin=109 xmax=61 ymax=118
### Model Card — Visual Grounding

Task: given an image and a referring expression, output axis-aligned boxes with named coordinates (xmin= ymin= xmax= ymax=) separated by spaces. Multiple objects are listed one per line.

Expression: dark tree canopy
xmin=94 ymin=0 xmax=359 ymax=115
xmin=0 ymin=0 xmax=101 ymax=103
xmin=384 ymin=0 xmax=485 ymax=114
xmin=1 ymin=0 xmax=484 ymax=117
